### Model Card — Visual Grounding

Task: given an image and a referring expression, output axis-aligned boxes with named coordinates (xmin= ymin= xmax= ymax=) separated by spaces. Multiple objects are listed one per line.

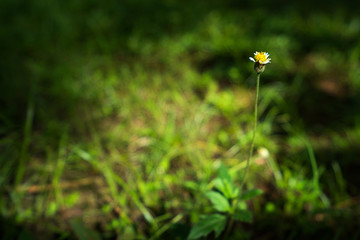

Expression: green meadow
xmin=1 ymin=0 xmax=360 ymax=239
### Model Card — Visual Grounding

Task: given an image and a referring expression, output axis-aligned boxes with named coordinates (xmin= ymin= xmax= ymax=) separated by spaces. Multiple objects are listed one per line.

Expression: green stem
xmin=223 ymin=73 xmax=261 ymax=240
xmin=240 ymin=73 xmax=261 ymax=188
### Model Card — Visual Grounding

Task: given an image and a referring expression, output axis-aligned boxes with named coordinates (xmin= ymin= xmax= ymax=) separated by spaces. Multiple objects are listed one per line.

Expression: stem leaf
xmin=239 ymin=188 xmax=263 ymax=201
xmin=205 ymin=191 xmax=230 ymax=212
xmin=188 ymin=214 xmax=227 ymax=239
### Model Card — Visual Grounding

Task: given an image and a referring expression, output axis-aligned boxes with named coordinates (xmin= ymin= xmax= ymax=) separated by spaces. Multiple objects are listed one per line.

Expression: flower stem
xmin=222 ymin=73 xmax=261 ymax=239
xmin=240 ymin=73 xmax=261 ymax=188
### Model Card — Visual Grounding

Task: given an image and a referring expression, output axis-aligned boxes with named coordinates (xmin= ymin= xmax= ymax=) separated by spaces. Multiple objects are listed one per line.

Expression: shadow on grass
xmin=1 ymin=0 xmax=359 ymax=133
xmin=250 ymin=211 xmax=360 ymax=240
xmin=0 ymin=216 xmax=36 ymax=240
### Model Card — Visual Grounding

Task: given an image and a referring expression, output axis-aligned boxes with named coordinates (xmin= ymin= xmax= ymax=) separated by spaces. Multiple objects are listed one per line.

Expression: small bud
xmin=254 ymin=62 xmax=266 ymax=74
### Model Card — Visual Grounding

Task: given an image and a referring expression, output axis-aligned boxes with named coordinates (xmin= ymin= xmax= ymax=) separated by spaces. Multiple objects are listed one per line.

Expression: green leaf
xmin=205 ymin=191 xmax=230 ymax=212
xmin=239 ymin=189 xmax=263 ymax=201
xmin=213 ymin=164 xmax=240 ymax=199
xmin=184 ymin=181 xmax=198 ymax=190
xmin=224 ymin=180 xmax=239 ymax=199
xmin=212 ymin=178 xmax=238 ymax=199
xmin=232 ymin=209 xmax=252 ymax=223
xmin=213 ymin=178 xmax=225 ymax=192
xmin=188 ymin=214 xmax=227 ymax=239
xmin=218 ymin=164 xmax=232 ymax=184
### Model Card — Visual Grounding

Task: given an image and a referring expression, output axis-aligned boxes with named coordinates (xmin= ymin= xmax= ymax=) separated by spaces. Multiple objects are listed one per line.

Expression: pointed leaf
xmin=212 ymin=178 xmax=238 ymax=199
xmin=232 ymin=209 xmax=252 ymax=223
xmin=223 ymin=179 xmax=239 ymax=199
xmin=213 ymin=178 xmax=225 ymax=193
xmin=188 ymin=214 xmax=227 ymax=239
xmin=218 ymin=164 xmax=232 ymax=184
xmin=205 ymin=191 xmax=230 ymax=212
xmin=240 ymin=189 xmax=263 ymax=201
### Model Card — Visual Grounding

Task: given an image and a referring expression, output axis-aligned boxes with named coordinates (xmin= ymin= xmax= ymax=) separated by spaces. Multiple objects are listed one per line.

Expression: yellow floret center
xmin=254 ymin=52 xmax=268 ymax=62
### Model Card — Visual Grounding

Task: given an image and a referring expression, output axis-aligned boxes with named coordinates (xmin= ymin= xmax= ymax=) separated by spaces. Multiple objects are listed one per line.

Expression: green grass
xmin=1 ymin=0 xmax=360 ymax=239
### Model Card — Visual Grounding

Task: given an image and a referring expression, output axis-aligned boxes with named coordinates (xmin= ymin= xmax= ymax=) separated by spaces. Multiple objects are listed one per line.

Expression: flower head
xmin=249 ymin=51 xmax=271 ymax=73
xmin=249 ymin=51 xmax=271 ymax=64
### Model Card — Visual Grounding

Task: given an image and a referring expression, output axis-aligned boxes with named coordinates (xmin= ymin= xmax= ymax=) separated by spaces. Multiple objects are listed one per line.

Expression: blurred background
xmin=1 ymin=0 xmax=360 ymax=239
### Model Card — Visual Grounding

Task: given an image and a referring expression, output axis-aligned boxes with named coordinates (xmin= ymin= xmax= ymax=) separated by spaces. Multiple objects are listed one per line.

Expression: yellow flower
xmin=249 ymin=51 xmax=271 ymax=65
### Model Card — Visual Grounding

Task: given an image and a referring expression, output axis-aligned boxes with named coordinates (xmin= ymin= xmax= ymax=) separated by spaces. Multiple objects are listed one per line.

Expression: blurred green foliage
xmin=1 ymin=0 xmax=360 ymax=239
